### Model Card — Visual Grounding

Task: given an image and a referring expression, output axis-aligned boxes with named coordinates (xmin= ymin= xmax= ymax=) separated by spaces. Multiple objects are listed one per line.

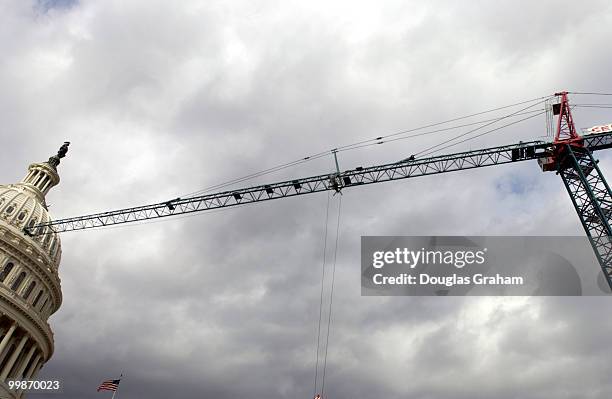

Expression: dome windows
xmin=42 ymin=232 xmax=50 ymax=247
xmin=39 ymin=297 xmax=48 ymax=312
xmin=32 ymin=290 xmax=43 ymax=307
xmin=10 ymin=272 xmax=26 ymax=291
xmin=0 ymin=263 xmax=14 ymax=283
xmin=0 ymin=188 xmax=61 ymax=264
xmin=0 ymin=263 xmax=49 ymax=312
xmin=23 ymin=281 xmax=36 ymax=300
xmin=49 ymin=239 xmax=57 ymax=257
xmin=4 ymin=204 xmax=15 ymax=215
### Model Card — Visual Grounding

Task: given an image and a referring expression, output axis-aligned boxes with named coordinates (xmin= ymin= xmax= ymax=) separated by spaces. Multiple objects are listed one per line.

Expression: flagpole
xmin=111 ymin=373 xmax=123 ymax=399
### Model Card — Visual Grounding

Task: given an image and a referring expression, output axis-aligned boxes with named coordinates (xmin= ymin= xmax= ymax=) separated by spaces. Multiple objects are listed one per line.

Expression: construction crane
xmin=25 ymin=91 xmax=612 ymax=289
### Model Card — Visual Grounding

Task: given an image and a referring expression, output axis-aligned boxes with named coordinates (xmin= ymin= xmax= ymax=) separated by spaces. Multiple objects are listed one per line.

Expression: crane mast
xmin=544 ymin=91 xmax=612 ymax=288
xmin=23 ymin=92 xmax=612 ymax=289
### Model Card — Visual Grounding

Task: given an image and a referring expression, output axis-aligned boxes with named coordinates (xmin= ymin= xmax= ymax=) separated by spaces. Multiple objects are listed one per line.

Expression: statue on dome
xmin=48 ymin=141 xmax=70 ymax=168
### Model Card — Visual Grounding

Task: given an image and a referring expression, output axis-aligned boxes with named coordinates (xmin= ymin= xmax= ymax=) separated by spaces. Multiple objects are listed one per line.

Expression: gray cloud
xmin=1 ymin=0 xmax=612 ymax=398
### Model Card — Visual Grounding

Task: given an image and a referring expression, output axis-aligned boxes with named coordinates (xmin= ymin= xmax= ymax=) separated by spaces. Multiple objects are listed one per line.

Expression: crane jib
xmin=23 ymin=130 xmax=612 ymax=235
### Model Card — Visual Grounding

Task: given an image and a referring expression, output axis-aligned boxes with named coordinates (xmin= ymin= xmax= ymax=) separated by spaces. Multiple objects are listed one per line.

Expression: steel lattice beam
xmin=24 ymin=130 xmax=612 ymax=235
xmin=560 ymin=144 xmax=612 ymax=288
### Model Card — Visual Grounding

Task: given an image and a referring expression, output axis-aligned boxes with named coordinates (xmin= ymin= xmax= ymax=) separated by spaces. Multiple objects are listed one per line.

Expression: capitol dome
xmin=0 ymin=144 xmax=69 ymax=398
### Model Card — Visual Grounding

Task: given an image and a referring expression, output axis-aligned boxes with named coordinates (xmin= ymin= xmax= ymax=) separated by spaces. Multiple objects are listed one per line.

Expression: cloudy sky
xmin=2 ymin=0 xmax=612 ymax=397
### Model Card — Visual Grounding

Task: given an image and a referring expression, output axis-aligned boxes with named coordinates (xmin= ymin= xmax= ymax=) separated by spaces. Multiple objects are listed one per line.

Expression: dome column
xmin=0 ymin=323 xmax=16 ymax=357
xmin=0 ymin=334 xmax=27 ymax=380
xmin=24 ymin=353 xmax=41 ymax=379
xmin=14 ymin=352 xmax=42 ymax=398
xmin=15 ymin=344 xmax=37 ymax=378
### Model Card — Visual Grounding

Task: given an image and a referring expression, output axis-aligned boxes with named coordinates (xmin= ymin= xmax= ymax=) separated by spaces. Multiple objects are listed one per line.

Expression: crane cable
xmin=313 ymin=192 xmax=331 ymax=398
xmin=321 ymin=195 xmax=342 ymax=397
xmin=330 ymin=98 xmax=550 ymax=159
xmin=330 ymin=96 xmax=549 ymax=153
xmin=573 ymin=104 xmax=612 ymax=109
xmin=84 ymin=100 xmax=549 ymax=234
xmin=417 ymin=107 xmax=548 ymax=158
xmin=313 ymin=192 xmax=342 ymax=398
xmin=570 ymin=92 xmax=612 ymax=96
xmin=412 ymin=97 xmax=550 ymax=157
xmin=180 ymin=96 xmax=550 ymax=199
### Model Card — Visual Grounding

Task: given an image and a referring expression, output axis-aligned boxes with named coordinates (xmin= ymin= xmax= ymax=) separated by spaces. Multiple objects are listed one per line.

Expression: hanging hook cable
xmin=321 ymin=195 xmax=342 ymax=397
xmin=314 ymin=191 xmax=331 ymax=397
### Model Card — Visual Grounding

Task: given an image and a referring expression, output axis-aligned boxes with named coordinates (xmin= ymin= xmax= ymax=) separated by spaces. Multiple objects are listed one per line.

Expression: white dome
xmin=0 ymin=145 xmax=69 ymax=399
xmin=0 ymin=180 xmax=62 ymax=268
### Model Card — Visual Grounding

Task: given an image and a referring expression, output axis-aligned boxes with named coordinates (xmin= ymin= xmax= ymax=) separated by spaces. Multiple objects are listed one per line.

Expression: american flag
xmin=97 ymin=379 xmax=121 ymax=392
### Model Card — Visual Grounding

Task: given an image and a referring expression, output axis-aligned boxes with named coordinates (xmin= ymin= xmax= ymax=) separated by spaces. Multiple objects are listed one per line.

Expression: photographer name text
xmin=370 ymin=248 xmax=524 ymax=287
